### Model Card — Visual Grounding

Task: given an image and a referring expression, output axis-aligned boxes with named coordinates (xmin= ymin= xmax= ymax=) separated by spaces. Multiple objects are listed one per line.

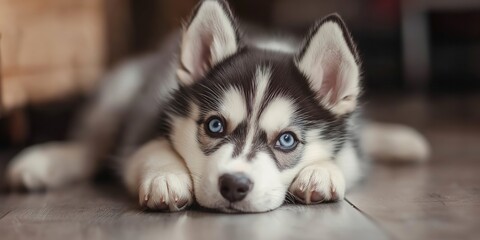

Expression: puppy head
xmin=167 ymin=0 xmax=360 ymax=212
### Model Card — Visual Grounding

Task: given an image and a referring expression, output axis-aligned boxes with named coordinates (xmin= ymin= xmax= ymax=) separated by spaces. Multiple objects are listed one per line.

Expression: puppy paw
xmin=7 ymin=143 xmax=88 ymax=191
xmin=289 ymin=163 xmax=345 ymax=204
xmin=139 ymin=172 xmax=193 ymax=211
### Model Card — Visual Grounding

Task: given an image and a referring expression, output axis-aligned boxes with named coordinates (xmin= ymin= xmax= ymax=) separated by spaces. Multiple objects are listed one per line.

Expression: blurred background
xmin=1 ymin=0 xmax=479 ymax=159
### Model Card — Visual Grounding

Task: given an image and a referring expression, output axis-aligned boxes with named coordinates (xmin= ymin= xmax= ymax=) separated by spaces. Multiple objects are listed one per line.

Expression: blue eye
xmin=206 ymin=117 xmax=225 ymax=137
xmin=275 ymin=132 xmax=298 ymax=151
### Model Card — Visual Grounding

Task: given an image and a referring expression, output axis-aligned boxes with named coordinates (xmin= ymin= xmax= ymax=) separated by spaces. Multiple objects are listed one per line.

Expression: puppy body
xmin=6 ymin=0 xmax=429 ymax=213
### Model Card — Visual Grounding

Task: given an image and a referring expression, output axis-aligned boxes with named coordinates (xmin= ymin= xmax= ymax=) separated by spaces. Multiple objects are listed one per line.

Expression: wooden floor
xmin=348 ymin=127 xmax=480 ymax=240
xmin=0 ymin=96 xmax=479 ymax=240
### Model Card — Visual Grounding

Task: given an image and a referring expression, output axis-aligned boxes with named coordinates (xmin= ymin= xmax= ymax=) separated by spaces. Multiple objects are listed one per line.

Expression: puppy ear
xmin=177 ymin=0 xmax=240 ymax=85
xmin=296 ymin=14 xmax=360 ymax=116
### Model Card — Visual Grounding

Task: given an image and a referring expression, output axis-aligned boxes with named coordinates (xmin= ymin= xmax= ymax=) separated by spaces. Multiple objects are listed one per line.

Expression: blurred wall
xmin=124 ymin=0 xmax=480 ymax=95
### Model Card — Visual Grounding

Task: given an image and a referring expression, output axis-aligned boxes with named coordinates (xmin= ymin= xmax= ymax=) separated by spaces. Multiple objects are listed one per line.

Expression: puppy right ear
xmin=177 ymin=0 xmax=240 ymax=86
xmin=295 ymin=14 xmax=360 ymax=116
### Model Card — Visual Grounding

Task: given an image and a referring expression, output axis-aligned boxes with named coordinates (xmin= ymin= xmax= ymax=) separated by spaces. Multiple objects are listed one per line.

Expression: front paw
xmin=289 ymin=163 xmax=346 ymax=204
xmin=139 ymin=172 xmax=193 ymax=211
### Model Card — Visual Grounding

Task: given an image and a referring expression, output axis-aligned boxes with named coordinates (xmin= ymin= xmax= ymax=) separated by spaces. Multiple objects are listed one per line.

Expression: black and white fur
xmin=6 ymin=0 xmax=429 ymax=213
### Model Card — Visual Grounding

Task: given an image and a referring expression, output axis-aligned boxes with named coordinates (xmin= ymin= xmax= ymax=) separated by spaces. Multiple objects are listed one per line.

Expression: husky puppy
xmin=6 ymin=0 xmax=429 ymax=212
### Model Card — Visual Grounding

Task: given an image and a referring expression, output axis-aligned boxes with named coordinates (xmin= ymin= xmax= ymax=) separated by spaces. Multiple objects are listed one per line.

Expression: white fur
xmin=225 ymin=152 xmax=287 ymax=212
xmin=252 ymin=66 xmax=271 ymax=111
xmin=302 ymin=129 xmax=335 ymax=164
xmin=254 ymin=39 xmax=296 ymax=53
xmin=363 ymin=122 xmax=430 ymax=163
xmin=241 ymin=66 xmax=271 ymax=155
xmin=259 ymin=97 xmax=294 ymax=134
xmin=296 ymin=21 xmax=359 ymax=116
xmin=123 ymin=139 xmax=193 ymax=211
xmin=6 ymin=142 xmax=91 ymax=190
xmin=170 ymin=104 xmax=204 ymax=178
xmin=335 ymin=141 xmax=362 ymax=188
xmin=289 ymin=161 xmax=346 ymax=203
xmin=220 ymin=87 xmax=247 ymax=129
xmin=190 ymin=141 xmax=286 ymax=212
xmin=177 ymin=1 xmax=238 ymax=85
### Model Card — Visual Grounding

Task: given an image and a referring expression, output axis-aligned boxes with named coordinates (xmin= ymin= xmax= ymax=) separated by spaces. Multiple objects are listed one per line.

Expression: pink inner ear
xmin=190 ymin=33 xmax=213 ymax=80
xmin=318 ymin=50 xmax=345 ymax=106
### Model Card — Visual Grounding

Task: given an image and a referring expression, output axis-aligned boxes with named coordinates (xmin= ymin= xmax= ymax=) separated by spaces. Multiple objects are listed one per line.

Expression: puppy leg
xmin=6 ymin=61 xmax=147 ymax=191
xmin=363 ymin=122 xmax=430 ymax=163
xmin=6 ymin=142 xmax=94 ymax=190
xmin=289 ymin=161 xmax=346 ymax=204
xmin=123 ymin=138 xmax=193 ymax=211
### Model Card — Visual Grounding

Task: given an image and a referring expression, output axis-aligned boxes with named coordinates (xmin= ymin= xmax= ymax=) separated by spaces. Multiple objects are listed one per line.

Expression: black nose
xmin=219 ymin=173 xmax=253 ymax=202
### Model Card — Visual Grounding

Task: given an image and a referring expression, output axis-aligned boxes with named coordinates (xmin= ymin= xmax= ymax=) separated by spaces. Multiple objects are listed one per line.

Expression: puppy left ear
xmin=296 ymin=14 xmax=360 ymax=116
xmin=177 ymin=0 xmax=240 ymax=86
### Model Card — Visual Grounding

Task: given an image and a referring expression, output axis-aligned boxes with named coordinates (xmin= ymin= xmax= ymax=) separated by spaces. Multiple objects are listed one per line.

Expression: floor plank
xmin=347 ymin=126 xmax=480 ymax=240
xmin=0 ymin=183 xmax=390 ymax=240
